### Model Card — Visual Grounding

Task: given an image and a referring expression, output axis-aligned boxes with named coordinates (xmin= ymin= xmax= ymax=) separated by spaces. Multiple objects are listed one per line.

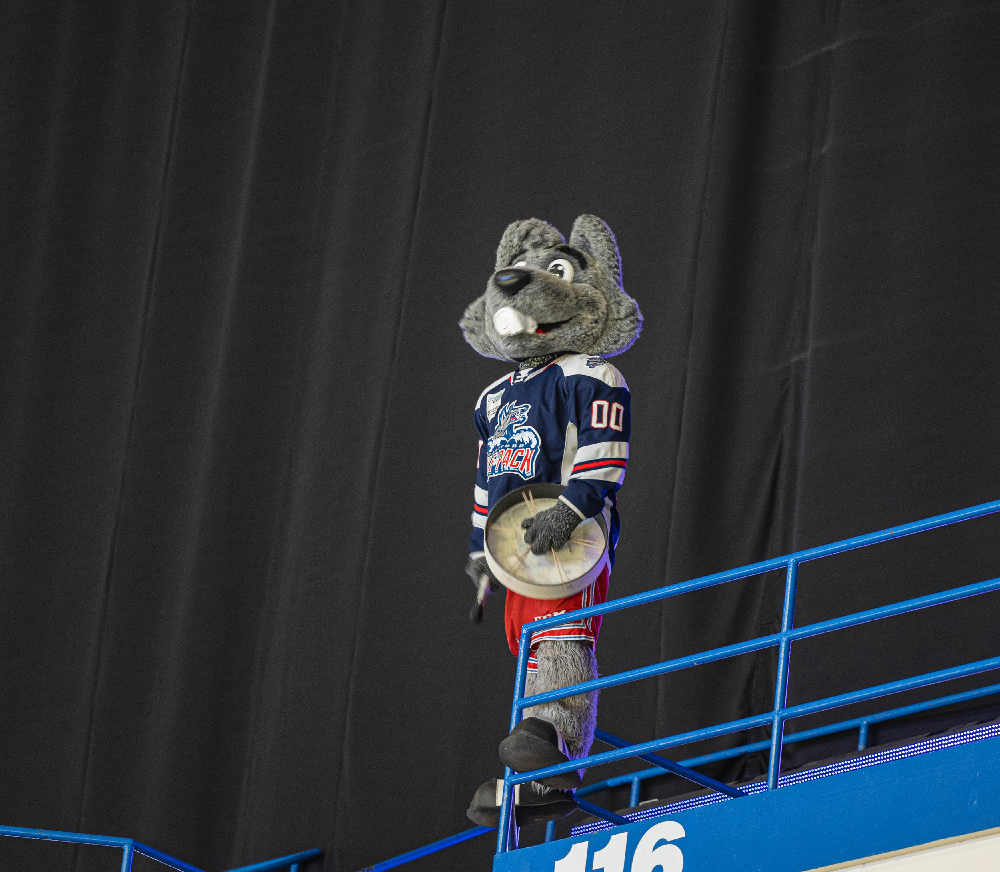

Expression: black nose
xmin=493 ymin=268 xmax=531 ymax=295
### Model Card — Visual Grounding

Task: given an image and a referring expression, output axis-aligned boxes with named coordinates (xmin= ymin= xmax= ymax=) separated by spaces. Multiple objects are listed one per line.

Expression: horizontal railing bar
xmin=788 ymin=500 xmax=1000 ymax=566
xmin=680 ymin=682 xmax=1000 ymax=769
xmin=523 ymin=560 xmax=793 ymax=636
xmin=780 ymin=656 xmax=1000 ymax=722
xmin=133 ymin=843 xmax=209 ymax=872
xmin=577 ymin=680 xmax=1000 ymax=796
xmin=224 ymin=848 xmax=323 ymax=872
xmin=575 ymin=799 xmax=631 ymax=826
xmin=519 ymin=575 xmax=1000 ymax=711
xmin=0 ymin=826 xmax=132 ymax=849
xmin=594 ymin=729 xmax=745 ymax=797
xmin=356 ymin=829 xmax=491 ymax=872
xmin=685 ymin=681 xmax=1000 ymax=768
xmin=843 ymin=681 xmax=1000 ymax=728
xmin=512 ymin=657 xmax=1000 ymax=787
xmin=0 ymin=827 xmax=319 ymax=872
xmin=577 ymin=767 xmax=670 ymax=796
xmin=785 ymin=575 xmax=1000 ymax=644
xmin=520 ymin=498 xmax=1000 ymax=639
xmin=507 ymin=712 xmax=775 ymax=786
xmin=517 ymin=632 xmax=781 ymax=710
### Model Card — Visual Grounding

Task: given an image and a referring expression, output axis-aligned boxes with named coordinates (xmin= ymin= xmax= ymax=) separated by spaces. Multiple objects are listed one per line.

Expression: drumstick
xmin=551 ymin=548 xmax=567 ymax=583
xmin=516 ymin=541 xmax=568 ymax=582
xmin=519 ymin=488 xmax=567 ymax=582
xmin=569 ymin=536 xmax=604 ymax=547
xmin=470 ymin=573 xmax=491 ymax=624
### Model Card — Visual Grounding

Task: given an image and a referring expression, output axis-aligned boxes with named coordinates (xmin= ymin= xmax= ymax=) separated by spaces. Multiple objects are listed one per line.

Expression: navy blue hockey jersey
xmin=469 ymin=353 xmax=630 ymax=563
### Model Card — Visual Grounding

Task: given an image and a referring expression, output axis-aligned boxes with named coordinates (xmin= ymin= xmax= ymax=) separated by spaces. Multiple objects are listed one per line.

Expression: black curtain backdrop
xmin=2 ymin=1 xmax=999 ymax=870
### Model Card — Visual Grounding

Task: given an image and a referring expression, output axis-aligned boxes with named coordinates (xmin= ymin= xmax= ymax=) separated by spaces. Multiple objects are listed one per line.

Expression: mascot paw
xmin=467 ymin=778 xmax=578 ymax=827
xmin=521 ymin=501 xmax=580 ymax=555
xmin=465 ymin=554 xmax=500 ymax=592
xmin=465 ymin=554 xmax=501 ymax=624
xmin=499 ymin=717 xmax=583 ymax=789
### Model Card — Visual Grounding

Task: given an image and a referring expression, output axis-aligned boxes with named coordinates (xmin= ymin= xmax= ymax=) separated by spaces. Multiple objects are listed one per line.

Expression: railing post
xmin=768 ymin=559 xmax=799 ymax=789
xmin=858 ymin=720 xmax=870 ymax=751
xmin=497 ymin=624 xmax=533 ymax=854
xmin=120 ymin=840 xmax=135 ymax=872
xmin=630 ymin=776 xmax=641 ymax=809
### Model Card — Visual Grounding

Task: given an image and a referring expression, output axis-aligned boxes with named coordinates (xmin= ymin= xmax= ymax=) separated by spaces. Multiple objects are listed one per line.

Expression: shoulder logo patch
xmin=486 ymin=389 xmax=504 ymax=421
xmin=487 ymin=402 xmax=540 ymax=480
xmin=585 ymin=356 xmax=605 ymax=368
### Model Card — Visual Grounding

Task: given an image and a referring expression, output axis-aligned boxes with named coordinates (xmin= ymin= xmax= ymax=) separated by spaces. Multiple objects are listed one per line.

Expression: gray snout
xmin=493 ymin=268 xmax=531 ymax=295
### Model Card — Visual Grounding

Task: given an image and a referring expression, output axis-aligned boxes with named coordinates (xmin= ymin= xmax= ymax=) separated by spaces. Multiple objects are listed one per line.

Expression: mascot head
xmin=460 ymin=215 xmax=642 ymax=362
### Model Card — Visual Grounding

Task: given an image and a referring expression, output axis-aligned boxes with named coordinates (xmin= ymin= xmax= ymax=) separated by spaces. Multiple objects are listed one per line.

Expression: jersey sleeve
xmin=559 ymin=367 xmax=631 ymax=521
xmin=469 ymin=407 xmax=490 ymax=556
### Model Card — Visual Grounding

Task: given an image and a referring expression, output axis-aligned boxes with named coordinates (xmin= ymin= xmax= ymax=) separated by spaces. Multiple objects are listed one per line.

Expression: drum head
xmin=484 ymin=483 xmax=609 ymax=600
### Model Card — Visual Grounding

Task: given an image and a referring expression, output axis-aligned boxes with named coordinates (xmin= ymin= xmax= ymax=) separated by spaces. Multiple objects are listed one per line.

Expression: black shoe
xmin=498 ymin=717 xmax=583 ymax=789
xmin=466 ymin=778 xmax=578 ymax=827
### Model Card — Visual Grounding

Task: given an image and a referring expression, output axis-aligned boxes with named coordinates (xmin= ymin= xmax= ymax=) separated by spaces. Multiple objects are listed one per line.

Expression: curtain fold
xmin=2 ymin=1 xmax=999 ymax=869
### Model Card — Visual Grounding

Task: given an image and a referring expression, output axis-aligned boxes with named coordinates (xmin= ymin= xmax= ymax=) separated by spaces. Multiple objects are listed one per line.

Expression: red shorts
xmin=504 ymin=564 xmax=610 ymax=671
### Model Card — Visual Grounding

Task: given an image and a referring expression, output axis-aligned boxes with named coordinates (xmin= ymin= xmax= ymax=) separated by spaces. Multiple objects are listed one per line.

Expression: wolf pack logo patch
xmin=487 ymin=402 xmax=540 ymax=480
xmin=486 ymin=389 xmax=504 ymax=421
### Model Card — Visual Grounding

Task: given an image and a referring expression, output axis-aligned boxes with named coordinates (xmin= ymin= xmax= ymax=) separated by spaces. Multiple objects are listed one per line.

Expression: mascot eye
xmin=513 ymin=261 xmax=527 ymax=267
xmin=547 ymin=258 xmax=575 ymax=282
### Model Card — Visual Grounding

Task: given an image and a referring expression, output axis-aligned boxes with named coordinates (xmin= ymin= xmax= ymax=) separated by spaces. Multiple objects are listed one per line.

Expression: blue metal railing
xmin=577 ymin=677 xmax=1000 ymax=808
xmin=0 ymin=825 xmax=322 ymax=872
xmin=359 ymin=671 xmax=1000 ymax=865
xmin=357 ymin=826 xmax=493 ymax=872
xmin=353 ymin=498 xmax=1000 ymax=868
xmin=496 ymin=497 xmax=1000 ymax=853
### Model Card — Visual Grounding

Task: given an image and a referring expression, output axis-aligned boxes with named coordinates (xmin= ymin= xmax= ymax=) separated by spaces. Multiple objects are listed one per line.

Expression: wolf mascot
xmin=460 ymin=215 xmax=642 ymax=826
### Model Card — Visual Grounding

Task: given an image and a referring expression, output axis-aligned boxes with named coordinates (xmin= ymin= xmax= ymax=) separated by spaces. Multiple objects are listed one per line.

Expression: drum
xmin=484 ymin=483 xmax=609 ymax=600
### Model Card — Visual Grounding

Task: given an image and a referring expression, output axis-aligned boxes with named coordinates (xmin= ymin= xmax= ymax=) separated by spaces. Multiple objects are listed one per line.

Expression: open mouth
xmin=535 ymin=319 xmax=570 ymax=335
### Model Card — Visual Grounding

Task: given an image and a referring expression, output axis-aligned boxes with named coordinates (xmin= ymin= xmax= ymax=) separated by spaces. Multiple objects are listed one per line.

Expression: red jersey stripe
xmin=572 ymin=458 xmax=628 ymax=472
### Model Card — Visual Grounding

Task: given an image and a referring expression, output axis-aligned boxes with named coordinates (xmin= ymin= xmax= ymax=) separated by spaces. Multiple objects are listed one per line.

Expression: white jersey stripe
xmin=560 ymin=422 xmax=578 ymax=485
xmin=573 ymin=441 xmax=629 ymax=462
xmin=570 ymin=466 xmax=626 ymax=485
xmin=474 ymin=485 xmax=489 ymax=506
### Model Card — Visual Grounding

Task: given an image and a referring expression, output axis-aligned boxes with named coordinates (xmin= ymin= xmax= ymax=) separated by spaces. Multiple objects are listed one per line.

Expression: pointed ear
xmin=570 ymin=215 xmax=642 ymax=356
xmin=459 ymin=295 xmax=511 ymax=361
xmin=569 ymin=215 xmax=622 ymax=289
xmin=495 ymin=219 xmax=565 ymax=270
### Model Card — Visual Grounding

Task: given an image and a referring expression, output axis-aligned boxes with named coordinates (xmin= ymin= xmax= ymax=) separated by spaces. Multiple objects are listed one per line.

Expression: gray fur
xmin=524 ymin=640 xmax=599 ymax=760
xmin=457 ymin=296 xmax=507 ymax=361
xmin=495 ymin=218 xmax=565 ymax=271
xmin=569 ymin=215 xmax=622 ymax=289
xmin=460 ymin=214 xmax=642 ymax=362
xmin=465 ymin=554 xmax=499 ymax=591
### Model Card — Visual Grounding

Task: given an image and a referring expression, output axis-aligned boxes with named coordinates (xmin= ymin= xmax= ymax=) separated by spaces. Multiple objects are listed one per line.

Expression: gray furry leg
xmin=524 ymin=639 xmax=598 ymax=760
